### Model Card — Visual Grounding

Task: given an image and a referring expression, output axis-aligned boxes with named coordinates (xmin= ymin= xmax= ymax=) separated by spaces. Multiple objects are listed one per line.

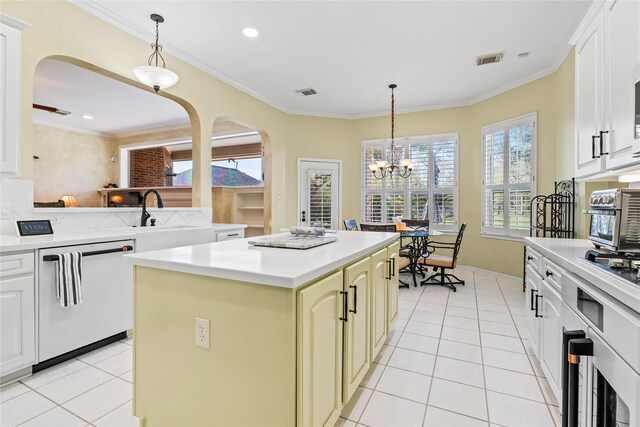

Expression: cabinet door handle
xmin=599 ymin=130 xmax=609 ymax=155
xmin=349 ymin=285 xmax=358 ymax=314
xmin=391 ymin=257 xmax=396 ymax=277
xmin=339 ymin=291 xmax=349 ymax=322
xmin=592 ymin=135 xmax=601 ymax=159
xmin=535 ymin=294 xmax=543 ymax=318
xmin=386 ymin=260 xmax=392 ymax=280
xmin=227 ymin=233 xmax=239 ymax=237
xmin=545 ymin=270 xmax=553 ymax=277
xmin=530 ymin=288 xmax=538 ymax=311
xmin=527 ymin=256 xmax=533 ymax=261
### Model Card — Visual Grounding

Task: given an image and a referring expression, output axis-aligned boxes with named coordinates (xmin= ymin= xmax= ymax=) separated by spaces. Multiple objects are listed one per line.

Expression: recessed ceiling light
xmin=82 ymin=115 xmax=94 ymax=120
xmin=518 ymin=52 xmax=530 ymax=58
xmin=243 ymin=28 xmax=259 ymax=38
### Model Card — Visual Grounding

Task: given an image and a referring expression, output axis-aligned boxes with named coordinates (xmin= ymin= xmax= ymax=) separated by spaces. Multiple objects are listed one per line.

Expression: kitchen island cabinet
xmin=126 ymin=231 xmax=399 ymax=427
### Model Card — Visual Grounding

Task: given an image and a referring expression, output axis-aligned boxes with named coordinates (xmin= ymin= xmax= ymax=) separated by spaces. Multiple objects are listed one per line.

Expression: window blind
xmin=361 ymin=133 xmax=459 ymax=231
xmin=481 ymin=113 xmax=536 ymax=238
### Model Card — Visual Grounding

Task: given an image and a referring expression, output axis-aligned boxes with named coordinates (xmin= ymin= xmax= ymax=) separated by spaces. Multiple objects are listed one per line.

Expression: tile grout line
xmin=476 ymin=271 xmax=493 ymax=425
xmin=420 ymin=278 xmax=451 ymax=426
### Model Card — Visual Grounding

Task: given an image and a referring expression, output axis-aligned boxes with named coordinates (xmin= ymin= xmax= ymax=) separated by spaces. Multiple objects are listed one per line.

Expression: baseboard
xmin=455 ymin=265 xmax=521 ymax=283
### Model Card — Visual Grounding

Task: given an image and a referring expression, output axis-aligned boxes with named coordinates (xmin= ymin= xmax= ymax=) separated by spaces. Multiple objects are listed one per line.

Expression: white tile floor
xmin=336 ymin=268 xmax=561 ymax=427
xmin=1 ymin=268 xmax=559 ymax=427
xmin=0 ymin=337 xmax=138 ymax=427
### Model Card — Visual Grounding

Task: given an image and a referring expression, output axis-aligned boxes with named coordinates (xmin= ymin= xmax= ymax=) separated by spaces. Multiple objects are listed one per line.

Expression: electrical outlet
xmin=195 ymin=317 xmax=210 ymax=349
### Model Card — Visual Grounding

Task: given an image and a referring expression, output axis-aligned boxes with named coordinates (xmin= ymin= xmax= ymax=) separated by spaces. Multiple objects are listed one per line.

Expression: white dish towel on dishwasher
xmin=55 ymin=252 xmax=83 ymax=307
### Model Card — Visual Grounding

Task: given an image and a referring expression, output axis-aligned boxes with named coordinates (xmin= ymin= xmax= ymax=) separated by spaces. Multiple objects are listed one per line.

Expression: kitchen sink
xmin=115 ymin=224 xmax=217 ymax=252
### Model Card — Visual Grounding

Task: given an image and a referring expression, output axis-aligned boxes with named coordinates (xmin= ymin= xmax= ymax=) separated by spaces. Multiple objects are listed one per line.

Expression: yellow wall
xmin=4 ymin=1 xmax=579 ymax=277
xmin=32 ymin=124 xmax=116 ymax=207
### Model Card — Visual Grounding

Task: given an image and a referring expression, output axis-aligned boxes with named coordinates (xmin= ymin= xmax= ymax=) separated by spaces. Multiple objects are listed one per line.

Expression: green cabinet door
xmin=370 ymin=248 xmax=388 ymax=361
xmin=297 ymin=271 xmax=344 ymax=427
xmin=343 ymin=257 xmax=371 ymax=403
xmin=386 ymin=241 xmax=400 ymax=333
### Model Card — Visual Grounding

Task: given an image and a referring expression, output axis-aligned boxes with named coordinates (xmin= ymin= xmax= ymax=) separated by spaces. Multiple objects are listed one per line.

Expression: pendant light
xmin=368 ymin=84 xmax=413 ymax=179
xmin=133 ymin=14 xmax=179 ymax=93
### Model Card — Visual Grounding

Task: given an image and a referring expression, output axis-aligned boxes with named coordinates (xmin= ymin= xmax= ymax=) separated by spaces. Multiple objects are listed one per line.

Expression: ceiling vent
xmin=476 ymin=52 xmax=504 ymax=66
xmin=295 ymin=87 xmax=318 ymax=96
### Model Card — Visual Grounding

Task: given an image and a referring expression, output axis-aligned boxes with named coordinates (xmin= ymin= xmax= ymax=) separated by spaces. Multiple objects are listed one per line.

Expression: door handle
xmin=592 ymin=135 xmax=601 ymax=159
xmin=386 ymin=260 xmax=392 ymax=280
xmin=535 ymin=294 xmax=543 ymax=318
xmin=339 ymin=291 xmax=348 ymax=322
xmin=391 ymin=257 xmax=396 ymax=277
xmin=599 ymin=130 xmax=609 ymax=156
xmin=349 ymin=285 xmax=358 ymax=314
xmin=530 ymin=288 xmax=538 ymax=311
xmin=301 ymin=210 xmax=306 ymax=222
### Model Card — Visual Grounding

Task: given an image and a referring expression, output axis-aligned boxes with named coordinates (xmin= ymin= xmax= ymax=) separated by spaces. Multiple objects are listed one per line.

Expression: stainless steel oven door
xmin=588 ymin=331 xmax=639 ymax=427
xmin=586 ymin=210 xmax=619 ymax=250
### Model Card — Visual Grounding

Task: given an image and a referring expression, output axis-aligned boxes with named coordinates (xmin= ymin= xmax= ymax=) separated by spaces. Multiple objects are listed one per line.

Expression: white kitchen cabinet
xmin=539 ymin=279 xmax=562 ymax=400
xmin=603 ymin=0 xmax=640 ymax=169
xmin=575 ymin=9 xmax=606 ymax=178
xmin=0 ymin=252 xmax=35 ymax=379
xmin=574 ymin=1 xmax=640 ymax=177
xmin=524 ymin=265 xmax=542 ymax=353
xmin=0 ymin=14 xmax=26 ymax=177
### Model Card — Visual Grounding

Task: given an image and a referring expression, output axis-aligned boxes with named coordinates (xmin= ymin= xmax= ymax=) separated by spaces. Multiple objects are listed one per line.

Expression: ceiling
xmin=33 ymin=59 xmax=189 ymax=135
xmin=72 ymin=0 xmax=592 ymax=119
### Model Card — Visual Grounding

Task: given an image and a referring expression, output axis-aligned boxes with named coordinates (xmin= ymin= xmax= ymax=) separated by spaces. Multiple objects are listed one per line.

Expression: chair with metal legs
xmin=418 ymin=223 xmax=467 ymax=292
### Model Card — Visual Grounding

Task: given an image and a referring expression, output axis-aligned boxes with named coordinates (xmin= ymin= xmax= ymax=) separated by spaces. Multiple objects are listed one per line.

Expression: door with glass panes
xmin=298 ymin=159 xmax=341 ymax=229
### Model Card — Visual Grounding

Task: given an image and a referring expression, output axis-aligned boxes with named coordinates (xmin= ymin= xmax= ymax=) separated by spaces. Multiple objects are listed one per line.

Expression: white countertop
xmin=525 ymin=237 xmax=640 ymax=311
xmin=124 ymin=231 xmax=400 ymax=289
xmin=0 ymin=223 xmax=246 ymax=253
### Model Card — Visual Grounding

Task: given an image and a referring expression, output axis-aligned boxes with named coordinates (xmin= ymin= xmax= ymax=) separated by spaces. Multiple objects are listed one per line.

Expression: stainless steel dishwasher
xmin=37 ymin=240 xmax=134 ymax=366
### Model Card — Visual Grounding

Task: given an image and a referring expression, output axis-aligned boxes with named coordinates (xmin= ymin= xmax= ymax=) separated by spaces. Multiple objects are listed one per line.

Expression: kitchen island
xmin=124 ymin=231 xmax=400 ymax=427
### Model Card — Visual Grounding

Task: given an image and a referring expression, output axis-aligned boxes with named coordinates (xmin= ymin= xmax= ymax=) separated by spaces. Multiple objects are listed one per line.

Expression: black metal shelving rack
xmin=523 ymin=178 xmax=576 ymax=290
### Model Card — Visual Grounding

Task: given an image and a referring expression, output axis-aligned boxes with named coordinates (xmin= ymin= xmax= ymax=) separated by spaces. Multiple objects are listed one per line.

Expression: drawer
xmin=0 ymin=252 xmax=35 ymax=279
xmin=526 ymin=247 xmax=543 ymax=275
xmin=217 ymin=229 xmax=245 ymax=242
xmin=542 ymin=257 xmax=564 ymax=291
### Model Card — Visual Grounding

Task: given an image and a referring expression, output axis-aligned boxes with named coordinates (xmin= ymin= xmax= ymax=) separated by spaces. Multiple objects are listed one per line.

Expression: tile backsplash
xmin=0 ymin=178 xmax=212 ymax=235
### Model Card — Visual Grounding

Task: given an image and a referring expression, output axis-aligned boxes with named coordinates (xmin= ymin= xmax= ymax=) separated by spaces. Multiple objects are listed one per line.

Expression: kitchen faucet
xmin=140 ymin=189 xmax=164 ymax=227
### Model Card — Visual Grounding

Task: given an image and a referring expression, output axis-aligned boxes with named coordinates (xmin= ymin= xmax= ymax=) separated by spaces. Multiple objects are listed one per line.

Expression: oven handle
xmin=564 ymin=333 xmax=593 ymax=427
xmin=43 ymin=245 xmax=134 ymax=261
xmin=562 ymin=329 xmax=585 ymax=427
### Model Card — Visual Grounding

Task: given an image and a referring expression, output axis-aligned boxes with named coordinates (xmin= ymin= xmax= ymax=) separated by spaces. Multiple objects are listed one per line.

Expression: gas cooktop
xmin=585 ymin=250 xmax=640 ymax=286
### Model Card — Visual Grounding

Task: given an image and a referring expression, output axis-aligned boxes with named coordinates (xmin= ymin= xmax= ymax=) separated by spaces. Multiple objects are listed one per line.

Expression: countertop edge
xmin=524 ymin=237 xmax=640 ymax=310
xmin=125 ymin=233 xmax=400 ymax=289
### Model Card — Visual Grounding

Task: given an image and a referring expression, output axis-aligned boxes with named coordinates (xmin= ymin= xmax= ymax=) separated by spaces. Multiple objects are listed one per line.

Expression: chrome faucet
xmin=140 ymin=189 xmax=164 ymax=227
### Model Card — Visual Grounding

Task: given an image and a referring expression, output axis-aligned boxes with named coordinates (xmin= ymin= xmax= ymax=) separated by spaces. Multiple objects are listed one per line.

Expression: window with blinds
xmin=361 ymin=133 xmax=459 ymax=232
xmin=481 ymin=113 xmax=536 ymax=238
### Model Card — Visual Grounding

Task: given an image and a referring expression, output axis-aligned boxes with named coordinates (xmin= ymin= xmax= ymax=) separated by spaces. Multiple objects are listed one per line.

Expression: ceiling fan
xmin=32 ymin=103 xmax=71 ymax=116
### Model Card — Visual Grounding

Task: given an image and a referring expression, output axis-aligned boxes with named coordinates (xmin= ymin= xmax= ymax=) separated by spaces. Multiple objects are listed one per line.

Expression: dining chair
xmin=359 ymin=223 xmax=396 ymax=232
xmin=400 ymin=219 xmax=430 ymax=282
xmin=418 ymin=223 xmax=467 ymax=292
xmin=343 ymin=219 xmax=359 ymax=231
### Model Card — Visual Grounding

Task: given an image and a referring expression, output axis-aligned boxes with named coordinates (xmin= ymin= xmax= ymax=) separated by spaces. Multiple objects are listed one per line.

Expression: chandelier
xmin=368 ymin=84 xmax=413 ymax=179
xmin=133 ymin=14 xmax=179 ymax=93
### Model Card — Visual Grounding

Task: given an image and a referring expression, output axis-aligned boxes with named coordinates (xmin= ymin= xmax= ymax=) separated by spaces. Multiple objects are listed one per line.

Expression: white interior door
xmin=298 ymin=159 xmax=341 ymax=229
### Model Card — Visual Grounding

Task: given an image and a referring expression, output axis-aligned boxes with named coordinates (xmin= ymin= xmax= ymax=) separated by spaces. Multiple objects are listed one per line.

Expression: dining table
xmin=359 ymin=223 xmax=443 ymax=287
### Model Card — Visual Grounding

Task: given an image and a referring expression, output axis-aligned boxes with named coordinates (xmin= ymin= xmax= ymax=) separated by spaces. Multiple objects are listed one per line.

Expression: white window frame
xmin=360 ymin=132 xmax=459 ymax=232
xmin=481 ymin=112 xmax=537 ymax=240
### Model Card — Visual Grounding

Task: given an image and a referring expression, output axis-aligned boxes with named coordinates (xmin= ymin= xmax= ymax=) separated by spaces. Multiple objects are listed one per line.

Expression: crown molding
xmin=569 ymin=0 xmax=604 ymax=45
xmin=33 ymin=119 xmax=112 ymax=137
xmin=0 ymin=13 xmax=30 ymax=30
xmin=69 ymin=0 xmax=582 ymax=121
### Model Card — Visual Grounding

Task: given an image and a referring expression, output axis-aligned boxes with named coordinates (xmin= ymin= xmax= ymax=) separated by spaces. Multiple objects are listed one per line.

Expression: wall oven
xmin=560 ymin=273 xmax=640 ymax=427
